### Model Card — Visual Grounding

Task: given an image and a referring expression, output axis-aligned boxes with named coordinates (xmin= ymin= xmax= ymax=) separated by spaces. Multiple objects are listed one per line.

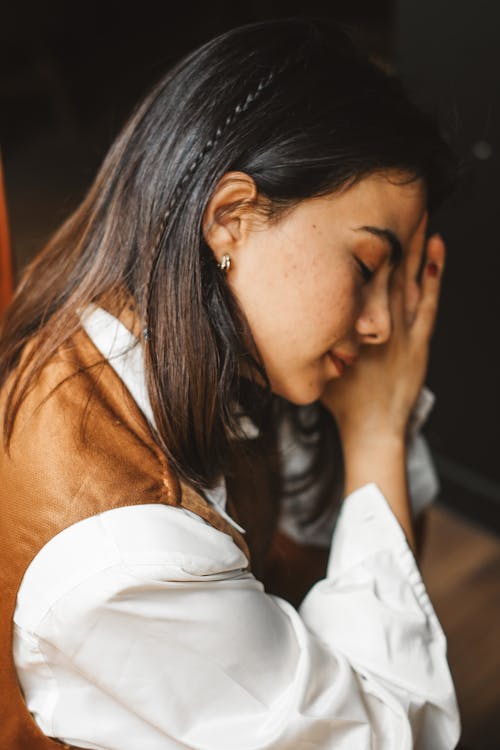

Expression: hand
xmin=321 ymin=230 xmax=446 ymax=444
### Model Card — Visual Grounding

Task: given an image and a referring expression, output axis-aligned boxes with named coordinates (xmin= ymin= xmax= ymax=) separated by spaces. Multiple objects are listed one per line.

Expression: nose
xmin=354 ymin=286 xmax=392 ymax=345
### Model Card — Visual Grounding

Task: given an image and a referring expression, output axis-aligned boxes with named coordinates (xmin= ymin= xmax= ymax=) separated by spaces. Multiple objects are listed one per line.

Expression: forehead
xmin=296 ymin=172 xmax=427 ymax=245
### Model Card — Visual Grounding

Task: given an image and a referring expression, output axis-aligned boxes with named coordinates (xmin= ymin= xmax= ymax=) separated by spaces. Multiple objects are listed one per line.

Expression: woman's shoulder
xmin=3 ymin=320 xmax=168 ymax=494
xmin=1 ymin=313 xmax=251 ymax=569
xmin=0 ymin=320 xmax=185 ymax=575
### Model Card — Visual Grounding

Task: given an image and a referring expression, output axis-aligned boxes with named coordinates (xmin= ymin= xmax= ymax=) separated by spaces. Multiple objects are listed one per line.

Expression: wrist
xmin=340 ymin=433 xmax=414 ymax=552
xmin=342 ymin=435 xmax=406 ymax=492
xmin=341 ymin=432 xmax=406 ymax=495
xmin=340 ymin=427 xmax=406 ymax=457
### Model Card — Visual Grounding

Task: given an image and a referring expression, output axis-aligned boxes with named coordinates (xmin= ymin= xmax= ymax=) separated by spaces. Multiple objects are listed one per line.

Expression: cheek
xmin=309 ymin=274 xmax=360 ymax=340
xmin=232 ymin=249 xmax=360 ymax=363
xmin=279 ymin=263 xmax=359 ymax=348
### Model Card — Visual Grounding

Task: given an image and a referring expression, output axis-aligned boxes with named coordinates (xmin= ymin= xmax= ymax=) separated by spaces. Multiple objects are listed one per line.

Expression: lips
xmin=327 ymin=350 xmax=358 ymax=374
xmin=333 ymin=352 xmax=358 ymax=367
xmin=327 ymin=351 xmax=346 ymax=375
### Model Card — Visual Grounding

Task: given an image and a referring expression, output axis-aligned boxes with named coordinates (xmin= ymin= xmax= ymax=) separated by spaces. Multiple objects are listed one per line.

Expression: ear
xmin=202 ymin=172 xmax=258 ymax=264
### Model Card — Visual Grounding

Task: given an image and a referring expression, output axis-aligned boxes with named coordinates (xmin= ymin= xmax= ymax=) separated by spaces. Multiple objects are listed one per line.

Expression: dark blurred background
xmin=1 ymin=2 xmax=499 ymax=746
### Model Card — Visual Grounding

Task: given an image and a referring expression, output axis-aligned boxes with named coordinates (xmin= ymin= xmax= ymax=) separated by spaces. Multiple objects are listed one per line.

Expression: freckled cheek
xmin=313 ymin=278 xmax=359 ymax=328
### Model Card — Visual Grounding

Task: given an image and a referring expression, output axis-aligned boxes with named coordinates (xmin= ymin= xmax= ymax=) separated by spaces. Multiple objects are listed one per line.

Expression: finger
xmin=389 ymin=259 xmax=407 ymax=335
xmin=425 ymin=232 xmax=446 ymax=269
xmin=413 ymin=233 xmax=446 ymax=339
xmin=405 ymin=278 xmax=421 ymax=327
xmin=405 ymin=212 xmax=428 ymax=325
xmin=406 ymin=211 xmax=428 ymax=285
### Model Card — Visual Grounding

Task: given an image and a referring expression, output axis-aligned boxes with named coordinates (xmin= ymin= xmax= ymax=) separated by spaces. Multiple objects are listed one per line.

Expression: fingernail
xmin=427 ymin=261 xmax=439 ymax=277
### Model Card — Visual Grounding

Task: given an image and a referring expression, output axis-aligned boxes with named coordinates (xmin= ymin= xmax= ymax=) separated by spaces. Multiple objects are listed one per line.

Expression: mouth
xmin=327 ymin=350 xmax=358 ymax=375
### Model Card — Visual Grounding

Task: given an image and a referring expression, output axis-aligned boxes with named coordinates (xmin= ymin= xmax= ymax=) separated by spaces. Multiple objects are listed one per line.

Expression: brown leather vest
xmin=0 ymin=323 xmax=280 ymax=749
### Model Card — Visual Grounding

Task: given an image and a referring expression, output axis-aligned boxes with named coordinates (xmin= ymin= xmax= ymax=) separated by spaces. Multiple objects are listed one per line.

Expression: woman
xmin=0 ymin=17 xmax=460 ymax=750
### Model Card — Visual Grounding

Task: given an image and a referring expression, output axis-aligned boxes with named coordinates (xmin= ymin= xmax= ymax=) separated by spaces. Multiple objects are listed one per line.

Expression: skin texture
xmin=204 ymin=170 xmax=446 ymax=551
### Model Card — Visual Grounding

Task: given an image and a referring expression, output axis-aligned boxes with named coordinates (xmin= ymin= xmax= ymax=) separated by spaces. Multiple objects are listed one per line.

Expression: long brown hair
xmin=0 ymin=18 xmax=456 ymax=518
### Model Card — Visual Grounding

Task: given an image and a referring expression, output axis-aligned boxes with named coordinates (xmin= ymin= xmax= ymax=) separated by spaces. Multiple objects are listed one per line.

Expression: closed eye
xmin=356 ymin=258 xmax=375 ymax=283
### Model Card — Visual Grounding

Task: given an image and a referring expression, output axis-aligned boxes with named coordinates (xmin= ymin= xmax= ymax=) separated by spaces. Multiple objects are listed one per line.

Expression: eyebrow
xmin=354 ymin=226 xmax=403 ymax=266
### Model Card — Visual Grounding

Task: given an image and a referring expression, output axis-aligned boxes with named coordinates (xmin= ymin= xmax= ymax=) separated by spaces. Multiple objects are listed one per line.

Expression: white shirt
xmin=13 ymin=307 xmax=460 ymax=749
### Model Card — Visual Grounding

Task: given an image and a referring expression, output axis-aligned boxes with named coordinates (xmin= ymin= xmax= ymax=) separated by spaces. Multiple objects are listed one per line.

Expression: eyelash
xmin=356 ymin=258 xmax=375 ymax=283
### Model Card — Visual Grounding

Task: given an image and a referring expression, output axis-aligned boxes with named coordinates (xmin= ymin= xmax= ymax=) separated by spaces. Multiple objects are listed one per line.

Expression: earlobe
xmin=202 ymin=214 xmax=239 ymax=258
xmin=202 ymin=171 xmax=258 ymax=262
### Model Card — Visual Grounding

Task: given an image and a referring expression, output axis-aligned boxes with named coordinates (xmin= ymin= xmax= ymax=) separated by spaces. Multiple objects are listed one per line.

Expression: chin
xmin=270 ymin=376 xmax=323 ymax=406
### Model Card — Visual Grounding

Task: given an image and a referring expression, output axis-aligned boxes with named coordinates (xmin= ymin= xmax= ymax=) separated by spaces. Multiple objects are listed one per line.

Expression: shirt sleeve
xmin=13 ymin=486 xmax=460 ymax=750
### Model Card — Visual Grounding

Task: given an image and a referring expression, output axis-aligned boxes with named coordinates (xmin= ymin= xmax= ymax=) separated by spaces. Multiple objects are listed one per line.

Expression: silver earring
xmin=217 ymin=253 xmax=231 ymax=272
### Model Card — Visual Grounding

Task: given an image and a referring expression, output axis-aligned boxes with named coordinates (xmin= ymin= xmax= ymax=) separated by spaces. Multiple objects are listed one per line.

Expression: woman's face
xmin=225 ymin=171 xmax=427 ymax=405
